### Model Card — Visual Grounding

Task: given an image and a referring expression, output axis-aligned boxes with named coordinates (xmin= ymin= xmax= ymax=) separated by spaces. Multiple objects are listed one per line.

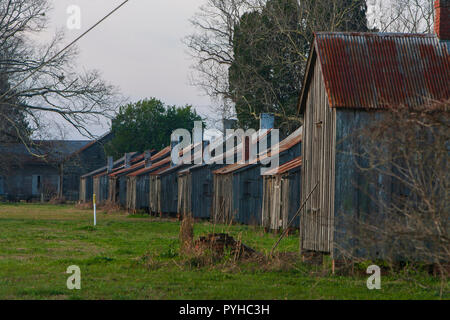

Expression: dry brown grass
xmin=74 ymin=202 xmax=92 ymax=210
xmin=98 ymin=201 xmax=122 ymax=214
xmin=179 ymin=215 xmax=195 ymax=255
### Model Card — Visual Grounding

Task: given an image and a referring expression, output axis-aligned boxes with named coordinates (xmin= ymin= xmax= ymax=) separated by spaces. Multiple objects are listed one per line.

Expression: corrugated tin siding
xmin=315 ymin=32 xmax=450 ymax=109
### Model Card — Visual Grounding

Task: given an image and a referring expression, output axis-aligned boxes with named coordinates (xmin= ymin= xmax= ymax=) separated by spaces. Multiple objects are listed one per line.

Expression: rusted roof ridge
xmin=209 ymin=128 xmax=272 ymax=164
xmin=152 ymin=146 xmax=171 ymax=161
xmin=109 ymin=160 xmax=146 ymax=177
xmin=299 ymin=32 xmax=449 ymax=113
xmin=262 ymin=156 xmax=302 ymax=176
xmin=213 ymin=127 xmax=302 ymax=175
xmin=127 ymin=157 xmax=172 ymax=177
xmin=315 ymin=32 xmax=449 ymax=109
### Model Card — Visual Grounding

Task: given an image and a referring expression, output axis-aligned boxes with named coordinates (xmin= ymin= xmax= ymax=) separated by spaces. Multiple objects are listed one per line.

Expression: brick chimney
xmin=435 ymin=0 xmax=450 ymax=41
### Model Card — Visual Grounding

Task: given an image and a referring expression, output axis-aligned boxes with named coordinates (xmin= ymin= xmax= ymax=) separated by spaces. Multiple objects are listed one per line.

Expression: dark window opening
xmin=244 ymin=180 xmax=251 ymax=198
xmin=0 ymin=176 xmax=4 ymax=194
xmin=203 ymin=182 xmax=211 ymax=196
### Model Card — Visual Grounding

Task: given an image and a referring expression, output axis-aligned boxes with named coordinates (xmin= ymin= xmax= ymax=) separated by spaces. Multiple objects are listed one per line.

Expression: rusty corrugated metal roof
xmin=128 ymin=157 xmax=171 ymax=176
xmin=152 ymin=146 xmax=171 ymax=160
xmin=209 ymin=129 xmax=273 ymax=164
xmin=262 ymin=156 xmax=302 ymax=176
xmin=109 ymin=160 xmax=146 ymax=177
xmin=93 ymin=148 xmax=169 ymax=178
xmin=214 ymin=127 xmax=302 ymax=175
xmin=300 ymin=32 xmax=449 ymax=111
xmin=131 ymin=164 xmax=171 ymax=177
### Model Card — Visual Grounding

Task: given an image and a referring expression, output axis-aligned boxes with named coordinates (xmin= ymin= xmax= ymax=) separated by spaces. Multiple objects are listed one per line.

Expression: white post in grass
xmin=93 ymin=193 xmax=97 ymax=226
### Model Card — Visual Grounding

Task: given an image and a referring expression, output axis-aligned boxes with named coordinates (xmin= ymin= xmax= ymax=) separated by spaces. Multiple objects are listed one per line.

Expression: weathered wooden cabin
xmin=107 ymin=152 xmax=154 ymax=207
xmin=297 ymin=30 xmax=449 ymax=260
xmin=126 ymin=147 xmax=171 ymax=213
xmin=212 ymin=126 xmax=302 ymax=226
xmin=262 ymin=156 xmax=302 ymax=232
xmin=178 ymin=164 xmax=215 ymax=220
xmin=177 ymin=115 xmax=275 ymax=220
xmin=91 ymin=152 xmax=139 ymax=204
xmin=80 ymin=166 xmax=103 ymax=203
xmin=149 ymin=143 xmax=202 ymax=216
xmin=176 ymin=128 xmax=250 ymax=220
xmin=80 ymin=155 xmax=120 ymax=203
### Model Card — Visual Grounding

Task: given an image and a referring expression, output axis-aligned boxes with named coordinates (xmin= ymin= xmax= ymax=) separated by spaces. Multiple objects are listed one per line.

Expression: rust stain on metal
xmin=128 ymin=157 xmax=171 ymax=176
xmin=314 ymin=32 xmax=450 ymax=109
xmin=262 ymin=156 xmax=302 ymax=176
xmin=214 ymin=127 xmax=302 ymax=175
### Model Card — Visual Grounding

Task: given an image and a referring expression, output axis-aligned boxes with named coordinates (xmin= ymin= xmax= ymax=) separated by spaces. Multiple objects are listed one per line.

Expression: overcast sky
xmin=41 ymin=0 xmax=214 ymax=140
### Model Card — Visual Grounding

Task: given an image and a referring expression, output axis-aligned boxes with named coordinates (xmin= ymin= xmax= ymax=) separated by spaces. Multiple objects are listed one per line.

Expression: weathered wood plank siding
xmin=233 ymin=165 xmax=263 ymax=226
xmin=108 ymin=177 xmax=117 ymax=203
xmin=212 ymin=173 xmax=233 ymax=224
xmin=135 ymin=175 xmax=150 ymax=211
xmin=177 ymin=173 xmax=191 ymax=217
xmin=286 ymin=169 xmax=301 ymax=229
xmin=159 ymin=171 xmax=180 ymax=214
xmin=262 ymin=169 xmax=301 ymax=231
xmin=126 ymin=176 xmax=136 ymax=211
xmin=79 ymin=177 xmax=87 ymax=202
xmin=333 ymin=110 xmax=389 ymax=259
xmin=191 ymin=166 xmax=214 ymax=219
xmin=300 ymin=60 xmax=336 ymax=254
xmin=179 ymin=163 xmax=222 ymax=220
xmin=149 ymin=175 xmax=161 ymax=214
xmin=118 ymin=176 xmax=127 ymax=207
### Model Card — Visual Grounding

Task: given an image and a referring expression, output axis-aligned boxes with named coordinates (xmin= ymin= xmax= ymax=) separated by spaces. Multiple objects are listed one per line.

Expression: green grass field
xmin=0 ymin=203 xmax=446 ymax=300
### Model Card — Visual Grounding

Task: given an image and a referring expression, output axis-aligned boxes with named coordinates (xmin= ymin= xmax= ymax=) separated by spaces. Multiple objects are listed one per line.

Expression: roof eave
xmin=297 ymin=40 xmax=318 ymax=116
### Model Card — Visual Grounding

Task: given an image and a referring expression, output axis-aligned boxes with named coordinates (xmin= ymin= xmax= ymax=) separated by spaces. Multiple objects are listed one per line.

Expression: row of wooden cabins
xmin=79 ymin=115 xmax=304 ymax=231
xmin=79 ymin=10 xmax=449 ymax=262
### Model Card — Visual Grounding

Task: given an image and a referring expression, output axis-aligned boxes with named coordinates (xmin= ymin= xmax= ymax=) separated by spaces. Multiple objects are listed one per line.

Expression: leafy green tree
xmin=106 ymin=98 xmax=203 ymax=158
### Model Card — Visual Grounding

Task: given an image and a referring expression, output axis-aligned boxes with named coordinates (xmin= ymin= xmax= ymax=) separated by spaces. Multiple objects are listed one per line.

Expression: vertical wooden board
xmin=300 ymin=58 xmax=335 ymax=253
xmin=262 ymin=177 xmax=271 ymax=229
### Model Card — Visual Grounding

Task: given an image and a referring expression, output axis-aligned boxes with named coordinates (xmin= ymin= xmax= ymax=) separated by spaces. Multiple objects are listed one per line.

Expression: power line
xmin=0 ymin=0 xmax=130 ymax=102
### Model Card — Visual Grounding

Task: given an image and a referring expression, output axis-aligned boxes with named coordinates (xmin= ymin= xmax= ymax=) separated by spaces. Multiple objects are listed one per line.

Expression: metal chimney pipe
xmin=107 ymin=156 xmax=114 ymax=173
xmin=124 ymin=153 xmax=131 ymax=168
xmin=144 ymin=150 xmax=152 ymax=168
xmin=259 ymin=113 xmax=275 ymax=130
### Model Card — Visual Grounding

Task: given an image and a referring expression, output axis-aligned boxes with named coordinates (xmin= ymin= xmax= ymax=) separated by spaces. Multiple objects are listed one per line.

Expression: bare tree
xmin=185 ymin=0 xmax=252 ymax=120
xmin=0 ymin=0 xmax=120 ymax=152
xmin=368 ymin=0 xmax=435 ymax=33
xmin=340 ymin=99 xmax=449 ymax=296
xmin=185 ymin=0 xmax=370 ymax=131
